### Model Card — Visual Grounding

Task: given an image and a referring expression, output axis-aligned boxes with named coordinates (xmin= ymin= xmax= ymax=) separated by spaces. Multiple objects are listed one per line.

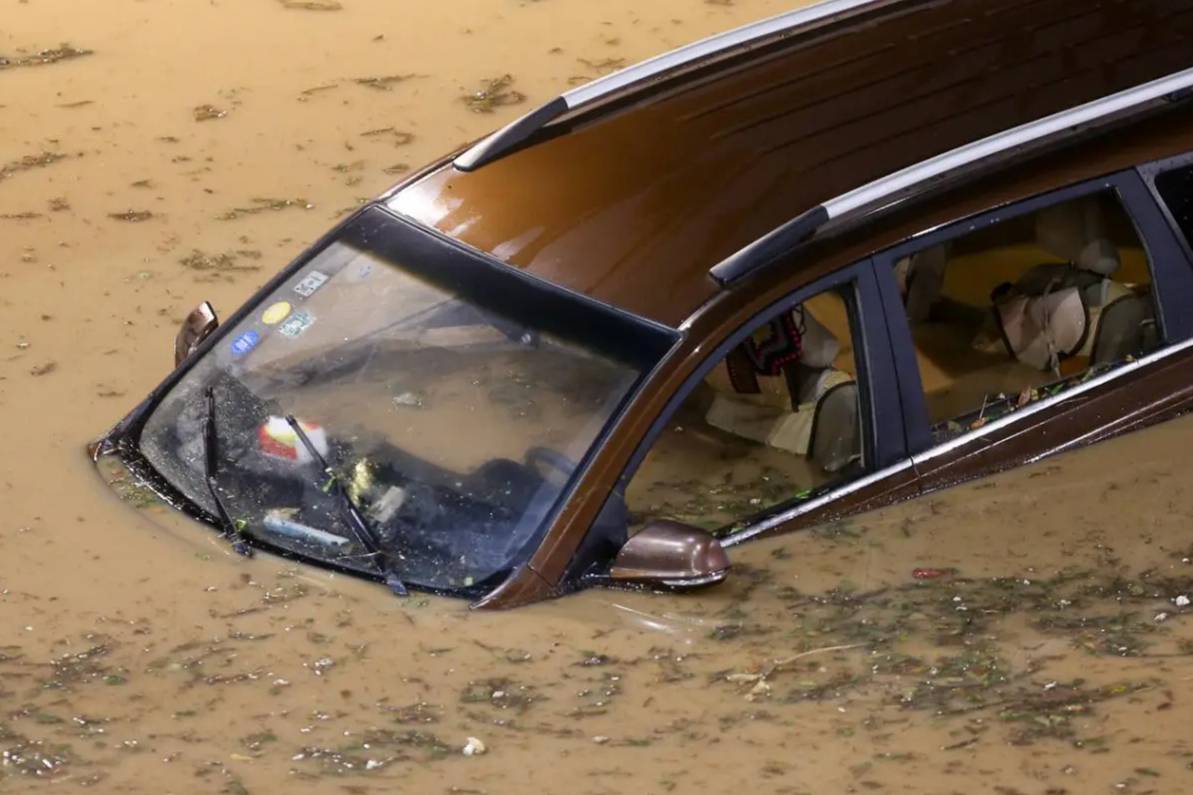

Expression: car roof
xmin=390 ymin=0 xmax=1193 ymax=328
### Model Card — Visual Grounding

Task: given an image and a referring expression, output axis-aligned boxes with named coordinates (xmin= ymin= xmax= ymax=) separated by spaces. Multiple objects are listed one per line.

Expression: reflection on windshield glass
xmin=140 ymin=227 xmax=643 ymax=594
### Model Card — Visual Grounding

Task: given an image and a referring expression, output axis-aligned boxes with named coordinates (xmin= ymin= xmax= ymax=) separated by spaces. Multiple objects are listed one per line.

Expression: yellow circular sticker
xmin=262 ymin=301 xmax=292 ymax=325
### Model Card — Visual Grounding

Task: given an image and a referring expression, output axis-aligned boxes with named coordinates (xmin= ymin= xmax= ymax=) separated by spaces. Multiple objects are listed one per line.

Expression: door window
xmin=1155 ymin=162 xmax=1193 ymax=254
xmin=890 ymin=189 xmax=1161 ymax=443
xmin=624 ymin=285 xmax=866 ymax=535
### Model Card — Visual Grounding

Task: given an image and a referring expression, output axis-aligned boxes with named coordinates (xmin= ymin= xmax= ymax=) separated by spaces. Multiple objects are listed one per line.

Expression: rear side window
xmin=1155 ymin=163 xmax=1193 ymax=253
xmin=889 ymin=189 xmax=1161 ymax=444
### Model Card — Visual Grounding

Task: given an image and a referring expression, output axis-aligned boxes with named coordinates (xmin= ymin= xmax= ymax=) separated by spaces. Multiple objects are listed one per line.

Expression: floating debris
xmin=294 ymin=729 xmax=452 ymax=775
xmin=178 ymin=250 xmax=263 ymax=279
xmin=29 ymin=362 xmax=57 ymax=377
xmin=393 ymin=391 xmax=425 ymax=409
xmin=192 ymin=104 xmax=227 ymax=122
xmin=218 ymin=197 xmax=313 ymax=220
xmin=461 ymin=736 xmax=486 ymax=756
xmin=309 ymin=656 xmax=336 ymax=676
xmin=360 ymin=127 xmax=415 ymax=146
xmin=0 ymin=151 xmax=66 ymax=182
xmin=240 ymin=731 xmax=277 ymax=753
xmin=48 ymin=197 xmax=70 ymax=212
xmin=279 ymin=0 xmax=342 ymax=9
xmin=463 ymin=74 xmax=526 ymax=113
xmin=297 ymin=83 xmax=339 ymax=102
xmin=382 ymin=701 xmax=443 ymax=725
xmin=578 ymin=57 xmax=627 ymax=74
xmin=911 ymin=567 xmax=956 ymax=580
xmin=0 ymin=211 xmax=42 ymax=220
xmin=0 ymin=44 xmax=93 ymax=71
xmin=108 ymin=210 xmax=154 ymax=223
xmin=459 ymin=677 xmax=538 ymax=712
xmin=0 ymin=730 xmax=73 ymax=779
xmin=382 ymin=163 xmax=411 ymax=175
xmin=354 ymin=74 xmax=415 ymax=91
xmin=56 ymin=100 xmax=93 ymax=109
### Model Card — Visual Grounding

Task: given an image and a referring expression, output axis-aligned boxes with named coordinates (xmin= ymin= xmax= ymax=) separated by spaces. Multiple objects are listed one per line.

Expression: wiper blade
xmin=203 ymin=387 xmax=252 ymax=557
xmin=284 ymin=415 xmax=409 ymax=597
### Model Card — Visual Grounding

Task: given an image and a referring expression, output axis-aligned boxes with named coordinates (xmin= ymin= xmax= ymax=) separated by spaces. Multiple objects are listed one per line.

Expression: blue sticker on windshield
xmin=279 ymin=309 xmax=314 ymax=338
xmin=230 ymin=329 xmax=261 ymax=359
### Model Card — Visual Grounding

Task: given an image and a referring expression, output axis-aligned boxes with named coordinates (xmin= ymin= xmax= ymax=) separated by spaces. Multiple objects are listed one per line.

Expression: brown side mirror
xmin=609 ymin=520 xmax=730 ymax=589
xmin=174 ymin=301 xmax=219 ymax=367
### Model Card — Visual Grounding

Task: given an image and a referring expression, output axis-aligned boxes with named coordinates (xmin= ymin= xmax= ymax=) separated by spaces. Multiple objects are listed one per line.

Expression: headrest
xmin=797 ymin=305 xmax=840 ymax=369
xmin=1076 ymin=238 xmax=1120 ymax=276
xmin=897 ymin=244 xmax=949 ymax=323
xmin=995 ymin=286 xmax=1087 ymax=371
xmin=1035 ymin=198 xmax=1121 ymax=276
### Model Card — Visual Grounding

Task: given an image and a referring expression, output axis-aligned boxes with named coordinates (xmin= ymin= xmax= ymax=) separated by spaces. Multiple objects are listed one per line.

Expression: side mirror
xmin=609 ymin=520 xmax=730 ymax=589
xmin=175 ymin=301 xmax=219 ymax=367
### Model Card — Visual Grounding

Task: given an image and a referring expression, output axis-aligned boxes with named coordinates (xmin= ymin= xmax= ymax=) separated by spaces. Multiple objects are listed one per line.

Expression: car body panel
xmin=478 ymin=106 xmax=1193 ymax=608
xmin=911 ymin=340 xmax=1193 ymax=495
xmin=392 ymin=0 xmax=1193 ymax=326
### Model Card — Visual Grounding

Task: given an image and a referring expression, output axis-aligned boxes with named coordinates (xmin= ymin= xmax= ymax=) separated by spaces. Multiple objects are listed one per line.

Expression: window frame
xmin=1138 ymin=152 xmax=1193 ymax=294
xmin=96 ymin=204 xmax=681 ymax=601
xmin=871 ymin=167 xmax=1193 ymax=459
xmin=602 ymin=258 xmax=908 ymax=546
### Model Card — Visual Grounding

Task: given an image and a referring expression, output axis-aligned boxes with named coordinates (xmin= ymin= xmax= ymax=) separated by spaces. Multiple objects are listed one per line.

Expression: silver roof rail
xmin=453 ymin=0 xmax=881 ymax=172
xmin=710 ymin=64 xmax=1193 ymax=285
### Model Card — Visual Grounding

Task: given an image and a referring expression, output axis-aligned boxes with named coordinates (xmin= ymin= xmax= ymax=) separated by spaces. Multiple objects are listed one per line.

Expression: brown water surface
xmin=3 ymin=2 xmax=1193 ymax=793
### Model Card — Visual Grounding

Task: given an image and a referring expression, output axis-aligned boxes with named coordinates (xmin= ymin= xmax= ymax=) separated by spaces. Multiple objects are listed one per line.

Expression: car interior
xmin=625 ymin=191 xmax=1162 ymax=536
xmin=895 ymin=190 xmax=1159 ymax=441
xmin=625 ymin=289 xmax=862 ymax=534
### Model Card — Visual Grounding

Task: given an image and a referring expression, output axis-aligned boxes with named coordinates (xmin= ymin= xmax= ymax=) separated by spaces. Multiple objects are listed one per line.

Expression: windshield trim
xmin=96 ymin=203 xmax=679 ymax=600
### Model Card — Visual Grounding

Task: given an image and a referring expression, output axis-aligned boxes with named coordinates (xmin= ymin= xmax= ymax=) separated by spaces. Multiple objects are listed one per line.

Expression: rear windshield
xmin=1155 ymin=163 xmax=1193 ymax=254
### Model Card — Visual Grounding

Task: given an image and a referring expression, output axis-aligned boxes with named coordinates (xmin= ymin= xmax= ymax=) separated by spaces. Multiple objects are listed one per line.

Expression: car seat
xmin=1090 ymin=292 xmax=1156 ymax=365
xmin=895 ymin=244 xmax=949 ymax=323
xmin=704 ymin=304 xmax=854 ymax=458
xmin=988 ymin=284 xmax=1089 ymax=372
xmin=975 ymin=196 xmax=1145 ymax=372
xmin=808 ymin=381 xmax=861 ymax=474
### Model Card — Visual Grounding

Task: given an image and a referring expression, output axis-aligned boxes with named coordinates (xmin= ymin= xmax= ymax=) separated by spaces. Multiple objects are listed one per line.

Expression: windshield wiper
xmin=284 ymin=415 xmax=409 ymax=597
xmin=203 ymin=387 xmax=253 ymax=557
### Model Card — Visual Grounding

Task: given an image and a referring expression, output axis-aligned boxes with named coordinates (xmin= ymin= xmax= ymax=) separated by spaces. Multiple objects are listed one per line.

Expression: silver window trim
xmin=454 ymin=0 xmax=881 ymax=171
xmin=563 ymin=0 xmax=878 ymax=107
xmin=912 ymin=334 xmax=1193 ymax=465
xmin=724 ymin=335 xmax=1193 ymax=548
xmin=723 ymin=458 xmax=912 ymax=547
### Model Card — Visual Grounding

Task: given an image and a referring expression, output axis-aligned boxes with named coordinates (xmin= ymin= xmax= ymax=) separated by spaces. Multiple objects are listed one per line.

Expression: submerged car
xmin=92 ymin=0 xmax=1193 ymax=608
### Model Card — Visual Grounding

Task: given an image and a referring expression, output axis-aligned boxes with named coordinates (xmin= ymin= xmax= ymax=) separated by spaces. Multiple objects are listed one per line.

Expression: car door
xmin=872 ymin=167 xmax=1193 ymax=492
xmin=595 ymin=258 xmax=919 ymax=555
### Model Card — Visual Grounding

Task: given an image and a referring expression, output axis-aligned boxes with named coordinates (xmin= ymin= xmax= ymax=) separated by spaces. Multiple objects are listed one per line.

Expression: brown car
xmin=92 ymin=0 xmax=1193 ymax=608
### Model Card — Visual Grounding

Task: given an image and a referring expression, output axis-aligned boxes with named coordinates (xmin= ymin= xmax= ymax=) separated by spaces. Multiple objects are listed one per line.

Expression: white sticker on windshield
xmin=293 ymin=270 xmax=329 ymax=298
xmin=279 ymin=309 xmax=314 ymax=338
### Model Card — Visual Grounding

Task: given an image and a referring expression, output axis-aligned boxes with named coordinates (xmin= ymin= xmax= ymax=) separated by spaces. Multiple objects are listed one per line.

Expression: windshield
xmin=137 ymin=207 xmax=672 ymax=595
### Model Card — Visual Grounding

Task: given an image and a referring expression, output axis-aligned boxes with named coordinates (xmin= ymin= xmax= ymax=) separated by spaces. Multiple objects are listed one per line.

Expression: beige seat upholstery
xmin=1091 ymin=292 xmax=1155 ymax=365
xmin=808 ymin=381 xmax=861 ymax=474
xmin=704 ymin=303 xmax=855 ymax=457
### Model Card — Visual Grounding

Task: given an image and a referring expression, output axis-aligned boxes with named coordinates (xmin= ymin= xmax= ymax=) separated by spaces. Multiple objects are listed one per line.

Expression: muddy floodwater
xmin=4 ymin=1 xmax=1193 ymax=793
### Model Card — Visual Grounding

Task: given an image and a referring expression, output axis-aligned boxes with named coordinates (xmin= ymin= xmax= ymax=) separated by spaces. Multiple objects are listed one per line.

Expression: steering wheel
xmin=524 ymin=446 xmax=578 ymax=482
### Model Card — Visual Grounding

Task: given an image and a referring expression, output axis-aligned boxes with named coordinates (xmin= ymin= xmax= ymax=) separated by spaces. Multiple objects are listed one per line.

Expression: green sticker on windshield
xmin=279 ymin=309 xmax=314 ymax=338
